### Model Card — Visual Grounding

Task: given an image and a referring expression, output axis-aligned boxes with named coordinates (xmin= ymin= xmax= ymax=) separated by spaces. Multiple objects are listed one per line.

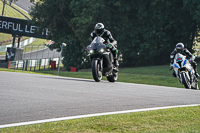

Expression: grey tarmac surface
xmin=0 ymin=71 xmax=200 ymax=125
xmin=13 ymin=0 xmax=34 ymax=13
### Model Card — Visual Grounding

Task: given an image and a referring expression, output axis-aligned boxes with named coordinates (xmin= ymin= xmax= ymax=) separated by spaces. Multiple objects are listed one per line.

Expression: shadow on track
xmin=40 ymin=76 xmax=110 ymax=83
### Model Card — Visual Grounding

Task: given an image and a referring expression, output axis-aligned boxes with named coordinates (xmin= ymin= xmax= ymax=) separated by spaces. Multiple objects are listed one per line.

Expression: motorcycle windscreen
xmin=91 ymin=36 xmax=105 ymax=44
xmin=175 ymin=53 xmax=185 ymax=62
xmin=91 ymin=37 xmax=106 ymax=50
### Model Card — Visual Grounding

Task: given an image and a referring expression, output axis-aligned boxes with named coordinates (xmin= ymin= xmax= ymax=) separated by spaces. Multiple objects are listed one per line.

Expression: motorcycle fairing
xmin=87 ymin=36 xmax=114 ymax=75
xmin=183 ymin=59 xmax=187 ymax=67
xmin=173 ymin=63 xmax=180 ymax=68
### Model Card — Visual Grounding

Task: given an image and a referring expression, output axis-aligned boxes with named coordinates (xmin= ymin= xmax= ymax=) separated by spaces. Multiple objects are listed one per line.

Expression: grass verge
xmin=0 ymin=106 xmax=200 ymax=132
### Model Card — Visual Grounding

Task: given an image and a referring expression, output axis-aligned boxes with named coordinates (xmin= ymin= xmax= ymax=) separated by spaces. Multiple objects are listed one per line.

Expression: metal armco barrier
xmin=1 ymin=45 xmax=62 ymax=70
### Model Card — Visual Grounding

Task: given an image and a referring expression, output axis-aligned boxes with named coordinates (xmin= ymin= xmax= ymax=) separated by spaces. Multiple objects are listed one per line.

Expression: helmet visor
xmin=176 ymin=48 xmax=182 ymax=53
xmin=95 ymin=29 xmax=104 ymax=36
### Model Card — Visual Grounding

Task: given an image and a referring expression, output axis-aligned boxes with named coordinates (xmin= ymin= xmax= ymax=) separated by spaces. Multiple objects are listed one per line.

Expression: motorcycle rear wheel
xmin=92 ymin=59 xmax=102 ymax=82
xmin=181 ymin=72 xmax=191 ymax=89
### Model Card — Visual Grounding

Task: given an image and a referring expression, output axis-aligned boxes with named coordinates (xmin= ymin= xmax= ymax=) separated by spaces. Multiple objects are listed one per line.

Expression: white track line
xmin=0 ymin=104 xmax=200 ymax=129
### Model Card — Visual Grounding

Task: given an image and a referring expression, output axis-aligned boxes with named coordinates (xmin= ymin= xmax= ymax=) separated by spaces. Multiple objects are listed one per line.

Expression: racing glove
xmin=189 ymin=55 xmax=195 ymax=62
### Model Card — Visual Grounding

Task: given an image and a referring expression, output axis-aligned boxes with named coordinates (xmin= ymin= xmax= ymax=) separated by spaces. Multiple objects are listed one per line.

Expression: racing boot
xmin=114 ymin=58 xmax=119 ymax=67
xmin=193 ymin=64 xmax=199 ymax=78
xmin=194 ymin=69 xmax=199 ymax=78
xmin=113 ymin=58 xmax=119 ymax=72
xmin=113 ymin=67 xmax=119 ymax=72
xmin=190 ymin=61 xmax=199 ymax=77
xmin=172 ymin=70 xmax=176 ymax=77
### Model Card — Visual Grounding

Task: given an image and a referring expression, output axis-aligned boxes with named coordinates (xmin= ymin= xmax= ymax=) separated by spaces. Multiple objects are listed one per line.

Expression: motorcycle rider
xmin=90 ymin=23 xmax=119 ymax=67
xmin=170 ymin=43 xmax=199 ymax=77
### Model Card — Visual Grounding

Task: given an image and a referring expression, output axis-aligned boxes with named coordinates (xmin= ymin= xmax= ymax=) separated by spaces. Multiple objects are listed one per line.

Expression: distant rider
xmin=90 ymin=23 xmax=119 ymax=67
xmin=170 ymin=43 xmax=199 ymax=77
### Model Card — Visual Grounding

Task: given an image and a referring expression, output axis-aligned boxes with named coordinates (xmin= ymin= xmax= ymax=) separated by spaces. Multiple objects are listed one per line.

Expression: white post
xmin=57 ymin=43 xmax=66 ymax=76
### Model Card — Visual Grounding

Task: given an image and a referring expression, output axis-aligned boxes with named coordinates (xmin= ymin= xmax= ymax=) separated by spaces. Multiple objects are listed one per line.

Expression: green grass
xmin=0 ymin=1 xmax=31 ymax=19
xmin=27 ymin=39 xmax=48 ymax=47
xmin=23 ymin=38 xmax=48 ymax=53
xmin=0 ymin=65 xmax=200 ymax=132
xmin=0 ymin=106 xmax=199 ymax=132
xmin=0 ymin=51 xmax=6 ymax=55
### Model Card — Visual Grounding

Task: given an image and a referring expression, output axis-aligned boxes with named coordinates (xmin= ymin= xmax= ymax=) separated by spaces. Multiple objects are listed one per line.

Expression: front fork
xmin=179 ymin=70 xmax=191 ymax=83
xmin=99 ymin=58 xmax=103 ymax=71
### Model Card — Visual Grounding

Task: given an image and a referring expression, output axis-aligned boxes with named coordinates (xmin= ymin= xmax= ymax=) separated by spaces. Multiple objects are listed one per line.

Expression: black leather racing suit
xmin=90 ymin=29 xmax=118 ymax=58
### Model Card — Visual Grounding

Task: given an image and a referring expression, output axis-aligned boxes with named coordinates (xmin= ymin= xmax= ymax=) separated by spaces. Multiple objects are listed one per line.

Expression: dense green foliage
xmin=30 ymin=0 xmax=200 ymax=69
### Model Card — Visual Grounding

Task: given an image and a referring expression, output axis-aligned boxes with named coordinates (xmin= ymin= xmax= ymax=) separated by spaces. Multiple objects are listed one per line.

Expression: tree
xmin=30 ymin=0 xmax=200 ymax=68
xmin=105 ymin=0 xmax=200 ymax=66
xmin=30 ymin=0 xmax=103 ymax=70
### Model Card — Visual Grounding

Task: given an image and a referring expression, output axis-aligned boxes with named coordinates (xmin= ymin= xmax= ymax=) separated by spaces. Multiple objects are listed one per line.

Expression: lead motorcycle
xmin=87 ymin=36 xmax=118 ymax=82
xmin=172 ymin=53 xmax=199 ymax=89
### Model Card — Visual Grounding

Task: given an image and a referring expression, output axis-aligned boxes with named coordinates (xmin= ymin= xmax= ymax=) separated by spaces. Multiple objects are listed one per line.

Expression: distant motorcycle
xmin=87 ymin=36 xmax=118 ymax=82
xmin=172 ymin=53 xmax=199 ymax=89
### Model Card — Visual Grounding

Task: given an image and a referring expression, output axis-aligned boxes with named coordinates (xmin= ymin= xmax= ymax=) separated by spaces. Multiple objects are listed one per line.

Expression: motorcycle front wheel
xmin=181 ymin=72 xmax=191 ymax=89
xmin=92 ymin=59 xmax=102 ymax=82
